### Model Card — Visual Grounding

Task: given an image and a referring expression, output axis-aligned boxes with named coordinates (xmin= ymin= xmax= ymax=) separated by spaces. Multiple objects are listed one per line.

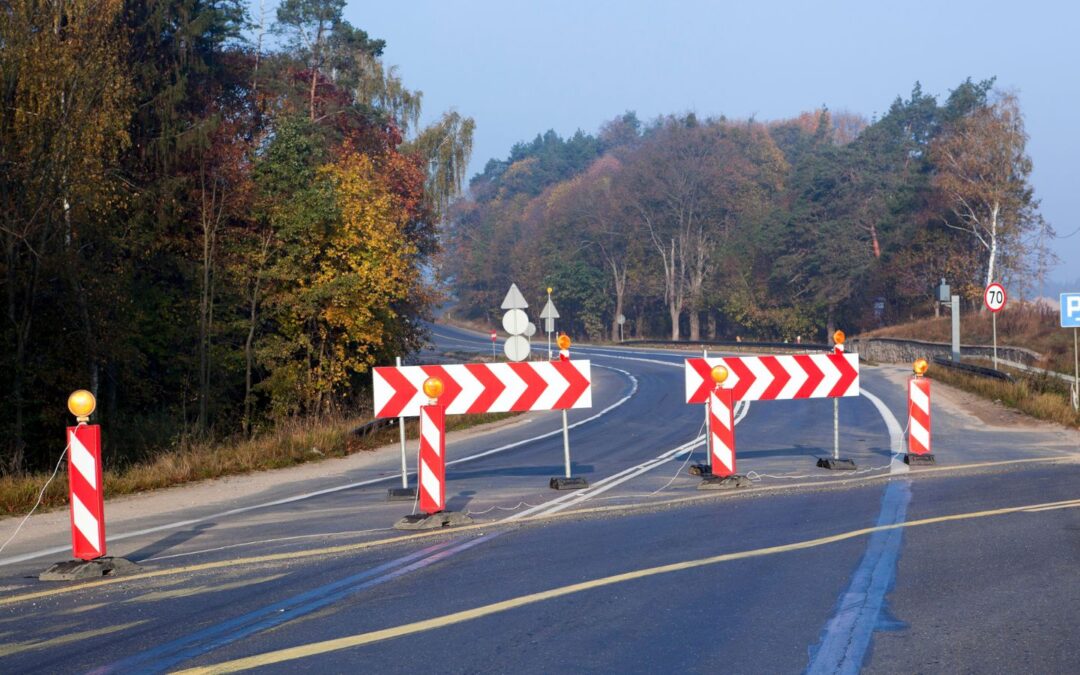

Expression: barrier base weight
xmin=688 ymin=464 xmax=711 ymax=477
xmin=393 ymin=511 xmax=473 ymax=530
xmin=817 ymin=457 xmax=857 ymax=471
xmin=698 ymin=474 xmax=751 ymax=490
xmin=903 ymin=453 xmax=936 ymax=465
xmin=550 ymin=476 xmax=589 ymax=490
xmin=40 ymin=557 xmax=140 ymax=582
xmin=387 ymin=487 xmax=418 ymax=501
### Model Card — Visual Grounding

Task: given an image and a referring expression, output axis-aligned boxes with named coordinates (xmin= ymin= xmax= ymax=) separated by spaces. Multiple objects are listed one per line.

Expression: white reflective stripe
xmin=532 ymin=362 xmax=568 ymax=411
xmin=447 ymin=364 xmax=482 ymax=414
xmin=490 ymin=363 xmax=526 ymax=411
xmin=776 ymin=355 xmax=809 ymax=400
xmin=910 ymin=381 xmax=930 ymax=413
xmin=420 ymin=409 xmax=442 ymax=457
xmin=713 ymin=437 xmax=734 ymax=472
xmin=742 ymin=357 xmax=773 ymax=401
xmin=69 ymin=432 xmax=97 ymax=490
xmin=419 ymin=458 xmax=441 ymax=505
xmin=571 ymin=361 xmax=593 ymax=408
xmin=710 ymin=393 xmax=732 ymax=431
xmin=814 ymin=356 xmax=843 ymax=398
xmin=71 ymin=492 xmax=101 ymax=552
xmin=372 ymin=370 xmax=392 ymax=418
xmin=910 ymin=419 xmax=930 ymax=450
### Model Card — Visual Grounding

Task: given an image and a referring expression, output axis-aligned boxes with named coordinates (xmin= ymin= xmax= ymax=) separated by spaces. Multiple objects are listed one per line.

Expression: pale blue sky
xmin=343 ymin=0 xmax=1080 ymax=282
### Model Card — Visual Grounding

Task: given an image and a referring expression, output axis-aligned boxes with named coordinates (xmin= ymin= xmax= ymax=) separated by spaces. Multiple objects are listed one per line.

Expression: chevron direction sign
xmin=374 ymin=361 xmax=592 ymax=418
xmin=685 ymin=353 xmax=859 ymax=404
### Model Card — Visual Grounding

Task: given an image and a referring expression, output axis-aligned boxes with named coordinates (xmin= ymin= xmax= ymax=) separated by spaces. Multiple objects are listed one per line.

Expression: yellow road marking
xmin=1 ymin=454 xmax=1075 ymax=609
xmin=0 ymin=620 xmax=147 ymax=658
xmin=176 ymin=494 xmax=1080 ymax=674
xmin=125 ymin=574 xmax=288 ymax=603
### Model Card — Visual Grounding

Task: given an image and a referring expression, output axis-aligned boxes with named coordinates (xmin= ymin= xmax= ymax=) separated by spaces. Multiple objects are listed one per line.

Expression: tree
xmin=930 ymin=92 xmax=1046 ymax=291
xmin=275 ymin=0 xmax=347 ymax=122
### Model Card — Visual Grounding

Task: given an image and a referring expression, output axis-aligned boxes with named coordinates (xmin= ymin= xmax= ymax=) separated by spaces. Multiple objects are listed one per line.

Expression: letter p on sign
xmin=1061 ymin=293 xmax=1080 ymax=328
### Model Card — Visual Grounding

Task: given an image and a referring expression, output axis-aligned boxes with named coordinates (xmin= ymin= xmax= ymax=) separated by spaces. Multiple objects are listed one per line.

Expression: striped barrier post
xmin=418 ymin=403 xmax=446 ymax=515
xmin=67 ymin=423 xmax=106 ymax=560
xmin=905 ymin=359 xmax=935 ymax=464
xmin=709 ymin=386 xmax=736 ymax=478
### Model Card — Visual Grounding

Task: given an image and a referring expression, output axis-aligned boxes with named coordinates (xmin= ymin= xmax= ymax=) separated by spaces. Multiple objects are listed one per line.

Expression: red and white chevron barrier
xmin=418 ymin=404 xmax=446 ymax=514
xmin=709 ymin=388 xmax=736 ymax=477
xmin=907 ymin=377 xmax=931 ymax=457
xmin=373 ymin=361 xmax=591 ymax=418
xmin=685 ymin=353 xmax=859 ymax=403
xmin=67 ymin=425 xmax=106 ymax=560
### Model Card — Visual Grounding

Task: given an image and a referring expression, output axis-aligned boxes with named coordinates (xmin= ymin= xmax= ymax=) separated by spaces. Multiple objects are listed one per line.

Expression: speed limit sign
xmin=984 ymin=283 xmax=1007 ymax=313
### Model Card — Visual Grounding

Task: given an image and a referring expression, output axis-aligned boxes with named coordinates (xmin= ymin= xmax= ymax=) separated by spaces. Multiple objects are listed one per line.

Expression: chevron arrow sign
xmin=374 ymin=360 xmax=592 ymax=418
xmin=685 ymin=354 xmax=859 ymax=404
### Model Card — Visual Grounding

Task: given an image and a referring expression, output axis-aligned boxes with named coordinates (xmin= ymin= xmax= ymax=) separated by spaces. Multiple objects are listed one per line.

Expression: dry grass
xmin=0 ymin=410 xmax=518 ymax=517
xmin=928 ymin=366 xmax=1080 ymax=429
xmin=865 ymin=303 xmax=1078 ymax=374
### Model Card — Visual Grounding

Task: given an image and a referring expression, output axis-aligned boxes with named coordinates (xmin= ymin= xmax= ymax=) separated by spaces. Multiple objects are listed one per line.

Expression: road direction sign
xmin=984 ymin=283 xmax=1007 ymax=313
xmin=685 ymin=354 xmax=860 ymax=403
xmin=524 ymin=322 xmax=537 ymax=338
xmin=544 ymin=318 xmax=555 ymax=333
xmin=501 ymin=283 xmax=529 ymax=310
xmin=504 ymin=335 xmax=531 ymax=362
xmin=502 ymin=308 xmax=528 ymax=335
xmin=616 ymin=314 xmax=626 ymax=325
xmin=373 ymin=361 xmax=592 ymax=417
xmin=1061 ymin=293 xmax=1080 ymax=327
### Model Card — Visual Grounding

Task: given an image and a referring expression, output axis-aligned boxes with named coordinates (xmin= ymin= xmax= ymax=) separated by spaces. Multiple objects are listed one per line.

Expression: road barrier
xmin=67 ymin=423 xmax=106 ymax=560
xmin=418 ymin=403 xmax=446 ymax=514
xmin=905 ymin=359 xmax=935 ymax=464
xmin=708 ymin=384 xmax=736 ymax=478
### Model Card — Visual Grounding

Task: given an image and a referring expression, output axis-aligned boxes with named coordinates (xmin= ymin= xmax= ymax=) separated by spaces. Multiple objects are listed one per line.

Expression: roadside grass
xmin=928 ymin=365 xmax=1080 ymax=429
xmin=0 ymin=410 xmax=518 ymax=518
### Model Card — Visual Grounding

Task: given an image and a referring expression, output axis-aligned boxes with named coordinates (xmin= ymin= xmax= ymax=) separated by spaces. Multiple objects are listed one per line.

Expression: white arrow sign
xmin=540 ymin=298 xmax=560 ymax=319
xmin=501 ymin=283 xmax=529 ymax=310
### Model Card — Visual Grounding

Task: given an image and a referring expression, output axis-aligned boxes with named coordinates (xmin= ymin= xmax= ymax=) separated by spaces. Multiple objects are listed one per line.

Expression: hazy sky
xmin=346 ymin=0 xmax=1080 ymax=282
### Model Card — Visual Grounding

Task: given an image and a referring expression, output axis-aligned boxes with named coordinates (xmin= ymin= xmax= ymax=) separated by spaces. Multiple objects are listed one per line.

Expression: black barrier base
xmin=817 ymin=457 xmax=858 ymax=471
xmin=393 ymin=511 xmax=473 ymax=530
xmin=698 ymin=474 xmax=752 ymax=490
xmin=904 ymin=453 xmax=936 ymax=465
xmin=550 ymin=477 xmax=589 ymax=490
xmin=688 ymin=463 xmax=711 ymax=477
xmin=387 ymin=487 xmax=417 ymax=501
xmin=40 ymin=557 xmax=140 ymax=582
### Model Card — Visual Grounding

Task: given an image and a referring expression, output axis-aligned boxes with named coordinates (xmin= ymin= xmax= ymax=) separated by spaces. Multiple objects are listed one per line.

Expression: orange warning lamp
xmin=67 ymin=389 xmax=96 ymax=423
xmin=711 ymin=365 xmax=729 ymax=387
xmin=832 ymin=330 xmax=846 ymax=346
xmin=913 ymin=358 xmax=929 ymax=377
xmin=422 ymin=377 xmax=444 ymax=401
xmin=557 ymin=334 xmax=571 ymax=350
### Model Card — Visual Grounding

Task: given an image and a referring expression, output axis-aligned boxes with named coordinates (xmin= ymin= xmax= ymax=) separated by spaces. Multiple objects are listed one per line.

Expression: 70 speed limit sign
xmin=984 ymin=283 xmax=1007 ymax=313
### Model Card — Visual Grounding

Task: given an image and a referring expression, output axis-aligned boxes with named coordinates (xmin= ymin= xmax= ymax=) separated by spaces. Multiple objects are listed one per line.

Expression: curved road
xmin=0 ymin=324 xmax=1077 ymax=673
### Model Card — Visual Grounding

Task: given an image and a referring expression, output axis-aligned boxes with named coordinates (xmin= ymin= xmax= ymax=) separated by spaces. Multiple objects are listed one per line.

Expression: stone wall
xmin=849 ymin=337 xmax=1041 ymax=366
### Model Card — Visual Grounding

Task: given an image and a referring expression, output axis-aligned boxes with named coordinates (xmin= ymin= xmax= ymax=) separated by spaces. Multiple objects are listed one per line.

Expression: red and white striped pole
xmin=67 ymin=390 xmax=106 ymax=560
xmin=905 ymin=359 xmax=935 ymax=464
xmin=709 ymin=372 xmax=736 ymax=478
xmin=418 ymin=378 xmax=446 ymax=514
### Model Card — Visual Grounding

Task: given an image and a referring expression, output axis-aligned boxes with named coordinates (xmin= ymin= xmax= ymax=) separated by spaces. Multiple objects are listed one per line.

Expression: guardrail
xmin=618 ymin=338 xmax=833 ymax=351
xmin=849 ymin=336 xmax=1041 ymax=367
xmin=930 ymin=356 xmax=1014 ymax=382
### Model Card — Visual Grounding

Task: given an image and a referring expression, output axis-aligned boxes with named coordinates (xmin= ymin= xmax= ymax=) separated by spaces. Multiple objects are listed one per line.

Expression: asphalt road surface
xmin=1 ymin=323 xmax=1078 ymax=673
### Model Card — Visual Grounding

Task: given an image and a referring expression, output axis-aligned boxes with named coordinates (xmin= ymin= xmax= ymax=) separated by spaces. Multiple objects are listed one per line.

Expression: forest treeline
xmin=1 ymin=0 xmax=473 ymax=473
xmin=446 ymin=80 xmax=1054 ymax=347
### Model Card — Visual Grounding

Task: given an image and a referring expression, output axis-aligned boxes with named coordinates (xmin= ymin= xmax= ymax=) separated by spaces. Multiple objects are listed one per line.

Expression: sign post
xmin=1061 ymin=293 xmax=1080 ymax=411
xmin=540 ymin=288 xmax=560 ymax=360
xmin=984 ymin=283 xmax=1007 ymax=369
xmin=490 ymin=330 xmax=497 ymax=360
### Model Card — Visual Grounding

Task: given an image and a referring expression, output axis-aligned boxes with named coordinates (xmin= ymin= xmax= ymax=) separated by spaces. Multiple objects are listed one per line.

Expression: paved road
xmin=0 ymin=324 xmax=1077 ymax=673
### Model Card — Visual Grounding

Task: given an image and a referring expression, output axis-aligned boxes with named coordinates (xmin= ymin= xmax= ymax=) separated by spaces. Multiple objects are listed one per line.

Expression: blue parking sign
xmin=1062 ymin=293 xmax=1080 ymax=327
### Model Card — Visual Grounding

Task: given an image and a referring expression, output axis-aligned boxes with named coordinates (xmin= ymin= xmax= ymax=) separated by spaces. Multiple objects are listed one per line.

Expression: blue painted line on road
xmin=805 ymin=479 xmax=912 ymax=675
xmin=91 ymin=535 xmax=499 ymax=674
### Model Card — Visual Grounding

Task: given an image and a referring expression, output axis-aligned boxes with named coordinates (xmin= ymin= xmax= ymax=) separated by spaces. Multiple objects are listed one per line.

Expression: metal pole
xmin=833 ymin=397 xmax=840 ymax=461
xmin=992 ymin=311 xmax=998 ymax=369
xmin=1074 ymin=327 xmax=1079 ymax=412
xmin=703 ymin=348 xmax=711 ymax=471
xmin=547 ymin=289 xmax=553 ymax=360
xmin=561 ymin=409 xmax=571 ymax=478
xmin=951 ymin=294 xmax=961 ymax=363
xmin=396 ymin=356 xmax=408 ymax=489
